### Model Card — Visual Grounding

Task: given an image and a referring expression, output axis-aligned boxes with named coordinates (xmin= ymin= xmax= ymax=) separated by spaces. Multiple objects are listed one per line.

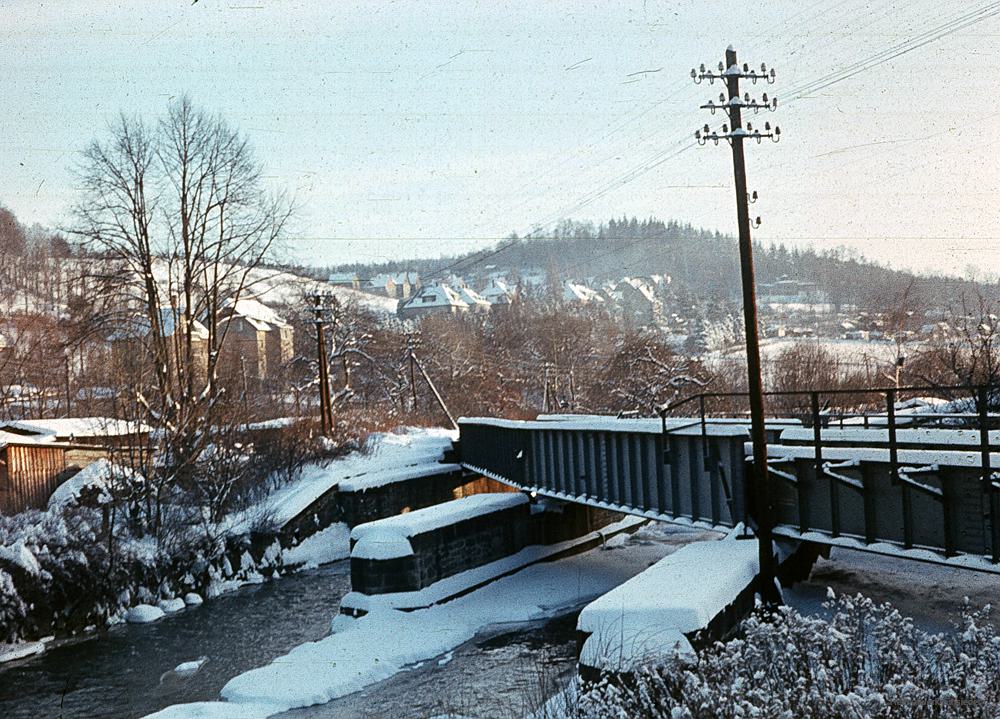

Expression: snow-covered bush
xmin=551 ymin=593 xmax=1000 ymax=719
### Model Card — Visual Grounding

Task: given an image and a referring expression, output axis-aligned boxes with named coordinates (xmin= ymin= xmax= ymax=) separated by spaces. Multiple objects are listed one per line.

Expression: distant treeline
xmin=324 ymin=217 xmax=991 ymax=314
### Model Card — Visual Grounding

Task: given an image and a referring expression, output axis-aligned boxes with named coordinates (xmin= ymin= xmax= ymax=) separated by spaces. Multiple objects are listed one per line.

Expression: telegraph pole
xmin=308 ymin=292 xmax=336 ymax=436
xmin=693 ymin=46 xmax=781 ymax=603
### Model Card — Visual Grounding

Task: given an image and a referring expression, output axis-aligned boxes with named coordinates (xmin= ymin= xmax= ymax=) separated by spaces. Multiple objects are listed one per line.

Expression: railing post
xmin=978 ymin=385 xmax=999 ymax=563
xmin=809 ymin=391 xmax=823 ymax=536
xmin=699 ymin=395 xmax=710 ymax=471
xmin=887 ymin=388 xmax=912 ymax=549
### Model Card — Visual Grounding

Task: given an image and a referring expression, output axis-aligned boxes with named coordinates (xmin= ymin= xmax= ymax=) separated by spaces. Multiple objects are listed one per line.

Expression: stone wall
xmin=350 ymin=498 xmax=624 ymax=598
xmin=281 ymin=469 xmax=515 ymax=541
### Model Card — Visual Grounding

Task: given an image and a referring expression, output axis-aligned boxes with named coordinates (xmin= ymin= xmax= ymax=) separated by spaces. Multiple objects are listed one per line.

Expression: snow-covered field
xmin=145 ymin=524 xmax=717 ymax=719
xmin=708 ymin=336 xmax=912 ymax=368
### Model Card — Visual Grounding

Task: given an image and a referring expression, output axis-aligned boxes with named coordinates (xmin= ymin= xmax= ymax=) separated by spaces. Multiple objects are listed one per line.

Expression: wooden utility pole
xmin=693 ymin=46 xmax=781 ymax=603
xmin=309 ymin=292 xmax=335 ymax=436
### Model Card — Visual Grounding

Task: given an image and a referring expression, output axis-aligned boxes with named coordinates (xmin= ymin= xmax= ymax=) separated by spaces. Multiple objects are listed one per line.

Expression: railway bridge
xmin=458 ymin=385 xmax=1000 ymax=572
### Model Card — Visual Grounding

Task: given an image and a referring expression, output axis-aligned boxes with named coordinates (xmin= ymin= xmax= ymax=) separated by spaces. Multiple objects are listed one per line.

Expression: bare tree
xmin=71 ymin=96 xmax=293 ymax=534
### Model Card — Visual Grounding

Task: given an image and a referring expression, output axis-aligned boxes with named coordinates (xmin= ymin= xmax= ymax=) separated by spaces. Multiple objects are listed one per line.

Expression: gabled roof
xmin=457 ymin=286 xmax=490 ymax=307
xmin=401 ymin=283 xmax=469 ymax=310
xmin=328 ymin=272 xmax=359 ymax=283
xmin=563 ymin=281 xmax=604 ymax=304
xmin=220 ymin=297 xmax=290 ymax=331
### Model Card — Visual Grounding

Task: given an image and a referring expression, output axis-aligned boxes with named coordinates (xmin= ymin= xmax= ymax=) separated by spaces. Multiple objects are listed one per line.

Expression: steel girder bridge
xmin=458 ymin=385 xmax=1000 ymax=572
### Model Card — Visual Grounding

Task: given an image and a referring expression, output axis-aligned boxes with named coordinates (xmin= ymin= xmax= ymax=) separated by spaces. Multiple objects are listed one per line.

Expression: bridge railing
xmin=458 ymin=417 xmax=751 ymax=529
xmin=661 ymin=384 xmax=1000 ymax=563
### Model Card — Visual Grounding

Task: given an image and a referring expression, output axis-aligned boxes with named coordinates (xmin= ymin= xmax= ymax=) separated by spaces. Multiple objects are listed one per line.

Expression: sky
xmin=3 ymin=0 xmax=1000 ymax=277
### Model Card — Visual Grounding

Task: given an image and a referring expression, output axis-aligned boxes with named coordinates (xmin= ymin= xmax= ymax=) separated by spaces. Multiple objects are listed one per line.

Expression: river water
xmin=4 ymin=525 xmax=991 ymax=719
xmin=0 ymin=562 xmax=353 ymax=719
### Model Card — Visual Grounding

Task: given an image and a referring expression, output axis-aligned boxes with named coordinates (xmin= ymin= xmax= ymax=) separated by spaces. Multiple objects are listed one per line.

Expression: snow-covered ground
xmin=784 ymin=545 xmax=1000 ymax=632
xmin=144 ymin=523 xmax=719 ymax=719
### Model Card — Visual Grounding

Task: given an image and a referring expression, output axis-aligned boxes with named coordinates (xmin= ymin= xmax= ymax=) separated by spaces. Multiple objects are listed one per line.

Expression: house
xmin=328 ymin=272 xmax=361 ymax=291
xmin=480 ymin=278 xmax=516 ymax=311
xmin=216 ymin=297 xmax=294 ymax=384
xmin=109 ymin=307 xmax=210 ymax=386
xmin=397 ymin=284 xmax=469 ymax=320
xmin=368 ymin=271 xmax=421 ymax=300
xmin=563 ymin=281 xmax=605 ymax=305
xmin=759 ymin=275 xmax=824 ymax=304
xmin=457 ymin=286 xmax=491 ymax=313
xmin=613 ymin=278 xmax=662 ymax=325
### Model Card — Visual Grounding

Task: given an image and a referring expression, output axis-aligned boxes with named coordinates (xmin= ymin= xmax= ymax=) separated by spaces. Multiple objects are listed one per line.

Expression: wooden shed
xmin=0 ymin=441 xmax=73 ymax=515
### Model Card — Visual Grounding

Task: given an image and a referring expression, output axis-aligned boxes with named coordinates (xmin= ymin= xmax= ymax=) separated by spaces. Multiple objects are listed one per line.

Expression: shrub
xmin=551 ymin=593 xmax=1000 ymax=719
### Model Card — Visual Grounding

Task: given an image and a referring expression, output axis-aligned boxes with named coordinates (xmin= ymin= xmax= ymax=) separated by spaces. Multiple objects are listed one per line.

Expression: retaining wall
xmin=348 ymin=494 xmax=626 ymax=602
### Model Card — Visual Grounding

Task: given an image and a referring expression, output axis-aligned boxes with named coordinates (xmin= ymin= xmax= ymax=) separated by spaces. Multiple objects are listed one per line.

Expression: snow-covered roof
xmin=328 ymin=272 xmax=359 ymax=283
xmin=220 ymin=297 xmax=290 ymax=331
xmin=563 ymin=281 xmax=604 ymax=304
xmin=0 ymin=417 xmax=152 ymax=441
xmin=618 ymin=277 xmax=657 ymax=303
xmin=481 ymin=279 xmax=514 ymax=304
xmin=109 ymin=308 xmax=209 ymax=341
xmin=401 ymin=283 xmax=469 ymax=310
xmin=457 ymin=286 xmax=490 ymax=307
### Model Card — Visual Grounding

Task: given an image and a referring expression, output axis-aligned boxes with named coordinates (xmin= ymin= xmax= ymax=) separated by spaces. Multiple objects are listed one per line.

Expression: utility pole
xmin=693 ymin=46 xmax=781 ymax=603
xmin=308 ymin=292 xmax=336 ymax=436
xmin=407 ymin=334 xmax=419 ymax=412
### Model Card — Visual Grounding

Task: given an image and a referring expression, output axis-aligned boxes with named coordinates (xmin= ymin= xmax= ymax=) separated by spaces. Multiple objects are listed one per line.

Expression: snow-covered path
xmin=145 ymin=524 xmax=717 ymax=719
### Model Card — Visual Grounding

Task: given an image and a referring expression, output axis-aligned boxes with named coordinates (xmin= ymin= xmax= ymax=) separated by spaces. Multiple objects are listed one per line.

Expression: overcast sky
xmin=3 ymin=0 xmax=1000 ymax=277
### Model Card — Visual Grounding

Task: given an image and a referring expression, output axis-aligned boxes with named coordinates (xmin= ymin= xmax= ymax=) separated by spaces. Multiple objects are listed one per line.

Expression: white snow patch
xmin=350 ymin=493 xmax=527 ymax=545
xmin=174 ymin=657 xmax=208 ymax=674
xmin=577 ymin=536 xmax=759 ymax=672
xmin=282 ymin=523 xmax=351 ymax=568
xmin=126 ymin=604 xmax=166 ymax=624
xmin=0 ymin=540 xmax=40 ymax=576
xmin=184 ymin=593 xmax=204 ymax=606
xmin=158 ymin=598 xmax=186 ymax=614
xmin=0 ymin=641 xmax=46 ymax=664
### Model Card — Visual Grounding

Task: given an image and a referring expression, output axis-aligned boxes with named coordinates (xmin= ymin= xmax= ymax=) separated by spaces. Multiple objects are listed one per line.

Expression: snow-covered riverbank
xmin=146 ymin=524 xmax=718 ymax=718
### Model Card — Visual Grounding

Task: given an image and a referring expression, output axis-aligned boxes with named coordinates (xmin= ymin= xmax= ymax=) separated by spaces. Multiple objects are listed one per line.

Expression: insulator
xmin=743 ymin=62 xmax=749 ymax=72
xmin=719 ymin=92 xmax=725 ymax=103
xmin=703 ymin=123 xmax=710 ymax=134
xmin=700 ymin=63 xmax=706 ymax=73
xmin=752 ymin=190 xmax=759 ymax=201
xmin=717 ymin=61 xmax=724 ymax=72
xmin=722 ymin=123 xmax=729 ymax=133
xmin=760 ymin=62 xmax=767 ymax=73
xmin=764 ymin=122 xmax=771 ymax=131
xmin=744 ymin=92 xmax=750 ymax=103
xmin=762 ymin=92 xmax=768 ymax=103
xmin=746 ymin=122 xmax=753 ymax=132
xmin=690 ymin=68 xmax=697 ymax=79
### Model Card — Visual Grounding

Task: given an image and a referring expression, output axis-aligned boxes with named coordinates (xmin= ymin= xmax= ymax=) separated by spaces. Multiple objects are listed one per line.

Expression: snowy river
xmin=3 ymin=526 xmax=997 ymax=719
